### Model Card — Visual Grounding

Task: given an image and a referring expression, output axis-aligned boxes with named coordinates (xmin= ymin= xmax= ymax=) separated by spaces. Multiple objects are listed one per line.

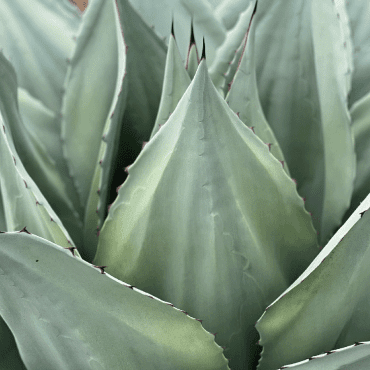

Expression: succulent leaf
xmin=150 ymin=33 xmax=191 ymax=140
xmin=94 ymin=60 xmax=319 ymax=370
xmin=61 ymin=0 xmax=125 ymax=213
xmin=276 ymin=341 xmax=370 ymax=369
xmin=127 ymin=0 xmax=226 ymax=62
xmin=0 ymin=232 xmax=229 ymax=370
xmin=214 ymin=0 xmax=252 ymax=30
xmin=342 ymin=92 xmax=370 ymax=224
xmin=345 ymin=0 xmax=370 ymax=107
xmin=185 ymin=22 xmax=200 ymax=79
xmin=253 ymin=0 xmax=355 ymax=245
xmin=0 ymin=53 xmax=79 ymax=253
xmin=0 ymin=0 xmax=81 ymax=113
xmin=256 ymin=193 xmax=370 ymax=370
xmin=225 ymin=5 xmax=290 ymax=176
xmin=210 ymin=0 xmax=256 ymax=94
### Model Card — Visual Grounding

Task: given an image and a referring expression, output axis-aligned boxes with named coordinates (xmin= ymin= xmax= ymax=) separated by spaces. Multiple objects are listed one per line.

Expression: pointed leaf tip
xmin=171 ymin=18 xmax=175 ymax=38
xmin=201 ymin=38 xmax=206 ymax=60
xmin=190 ymin=19 xmax=195 ymax=45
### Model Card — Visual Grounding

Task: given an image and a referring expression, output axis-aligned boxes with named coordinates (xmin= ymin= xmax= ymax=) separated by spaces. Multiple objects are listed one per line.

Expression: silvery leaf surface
xmin=253 ymin=0 xmax=355 ymax=245
xmin=94 ymin=60 xmax=319 ymax=370
xmin=225 ymin=7 xmax=289 ymax=176
xmin=150 ymin=33 xmax=191 ymax=140
xmin=345 ymin=0 xmax=370 ymax=107
xmin=0 ymin=232 xmax=229 ymax=370
xmin=277 ymin=341 xmax=370 ymax=369
xmin=256 ymin=193 xmax=370 ymax=370
xmin=127 ymin=0 xmax=226 ymax=62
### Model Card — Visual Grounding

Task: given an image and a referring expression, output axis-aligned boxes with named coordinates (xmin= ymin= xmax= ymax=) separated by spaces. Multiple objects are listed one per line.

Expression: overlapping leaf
xmin=0 ymin=232 xmax=229 ymax=370
xmin=150 ymin=32 xmax=191 ymax=139
xmin=0 ymin=53 xmax=78 ymax=253
xmin=225 ymin=5 xmax=289 ymax=176
xmin=253 ymin=0 xmax=355 ymax=245
xmin=256 ymin=193 xmax=370 ymax=370
xmin=93 ymin=60 xmax=319 ymax=370
xmin=209 ymin=0 xmax=256 ymax=94
xmin=345 ymin=0 xmax=370 ymax=107
xmin=127 ymin=0 xmax=226 ymax=62
xmin=277 ymin=341 xmax=370 ymax=369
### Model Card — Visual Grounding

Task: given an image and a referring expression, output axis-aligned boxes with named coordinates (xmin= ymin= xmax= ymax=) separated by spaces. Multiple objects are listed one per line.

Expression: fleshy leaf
xmin=0 ymin=0 xmax=81 ymax=113
xmin=185 ymin=22 xmax=200 ymax=79
xmin=346 ymin=0 xmax=370 ymax=107
xmin=61 ymin=0 xmax=125 ymax=212
xmin=214 ymin=0 xmax=252 ymax=30
xmin=0 ymin=53 xmax=79 ymax=253
xmin=253 ymin=0 xmax=355 ymax=245
xmin=0 ymin=8 xmax=84 ymax=247
xmin=256 ymin=193 xmax=370 ymax=370
xmin=150 ymin=33 xmax=191 ymax=140
xmin=209 ymin=0 xmax=256 ymax=94
xmin=0 ymin=232 xmax=229 ymax=370
xmin=80 ymin=0 xmax=127 ymax=261
xmin=342 ymin=91 xmax=370 ymax=225
xmin=277 ymin=341 xmax=370 ymax=369
xmin=94 ymin=60 xmax=319 ymax=370
xmin=127 ymin=0 xmax=226 ymax=62
xmin=225 ymin=5 xmax=289 ymax=176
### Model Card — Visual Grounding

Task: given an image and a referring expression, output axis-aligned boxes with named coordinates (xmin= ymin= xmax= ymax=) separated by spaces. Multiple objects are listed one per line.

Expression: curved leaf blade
xmin=94 ymin=60 xmax=319 ymax=370
xmin=0 ymin=232 xmax=229 ymax=370
xmin=256 ymin=193 xmax=370 ymax=370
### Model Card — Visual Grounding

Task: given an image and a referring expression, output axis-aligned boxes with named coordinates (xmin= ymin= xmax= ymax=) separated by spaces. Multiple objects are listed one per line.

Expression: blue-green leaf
xmin=0 ymin=232 xmax=229 ymax=370
xmin=94 ymin=60 xmax=319 ymax=370
xmin=256 ymin=194 xmax=370 ymax=370
xmin=254 ymin=0 xmax=355 ymax=245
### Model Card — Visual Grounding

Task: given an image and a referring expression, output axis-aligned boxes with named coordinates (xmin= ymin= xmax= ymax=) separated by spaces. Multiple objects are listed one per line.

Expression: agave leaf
xmin=0 ymin=232 xmax=229 ymax=370
xmin=61 ymin=0 xmax=125 ymax=212
xmin=214 ymin=0 xmax=252 ymax=30
xmin=253 ymin=0 xmax=355 ymax=245
xmin=225 ymin=6 xmax=289 ymax=177
xmin=0 ymin=53 xmax=79 ymax=253
xmin=67 ymin=0 xmax=127 ymax=261
xmin=150 ymin=33 xmax=191 ymax=140
xmin=256 ymin=193 xmax=370 ymax=370
xmin=185 ymin=23 xmax=200 ymax=80
xmin=345 ymin=0 xmax=370 ymax=107
xmin=108 ymin=0 xmax=166 ymax=180
xmin=0 ymin=4 xmax=85 ymax=246
xmin=127 ymin=0 xmax=226 ymax=62
xmin=277 ymin=341 xmax=370 ymax=369
xmin=94 ymin=60 xmax=319 ymax=370
xmin=0 ymin=0 xmax=81 ymax=113
xmin=342 ymin=92 xmax=370 ymax=225
xmin=209 ymin=0 xmax=256 ymax=94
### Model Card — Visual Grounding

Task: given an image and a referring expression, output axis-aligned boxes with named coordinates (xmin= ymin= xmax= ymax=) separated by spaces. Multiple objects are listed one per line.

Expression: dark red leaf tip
xmin=116 ymin=185 xmax=122 ymax=193
xmin=266 ymin=143 xmax=272 ymax=151
xmin=99 ymin=159 xmax=103 ymax=165
xmin=279 ymin=160 xmax=284 ymax=168
xmin=35 ymin=200 xmax=40 ymax=206
xmin=23 ymin=180 xmax=28 ymax=188
xmin=97 ymin=189 xmax=101 ymax=195
xmin=142 ymin=141 xmax=148 ymax=149
xmin=19 ymin=227 xmax=31 ymax=234
xmin=124 ymin=165 xmax=130 ymax=174
xmin=196 ymin=318 xmax=203 ymax=323
xmin=2 ymin=125 xmax=5 ymax=133
xmin=360 ymin=210 xmax=367 ymax=218
xmin=250 ymin=126 xmax=255 ymax=133
xmin=13 ymin=156 xmax=16 ymax=165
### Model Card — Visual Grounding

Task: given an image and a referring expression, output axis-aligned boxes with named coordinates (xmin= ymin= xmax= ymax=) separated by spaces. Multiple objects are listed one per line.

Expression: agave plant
xmin=1 ymin=0 xmax=370 ymax=369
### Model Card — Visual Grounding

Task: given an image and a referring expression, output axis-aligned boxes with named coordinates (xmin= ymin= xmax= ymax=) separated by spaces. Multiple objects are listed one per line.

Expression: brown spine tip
xmin=252 ymin=0 xmax=258 ymax=16
xmin=201 ymin=38 xmax=206 ymax=60
xmin=19 ymin=227 xmax=31 ymax=234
